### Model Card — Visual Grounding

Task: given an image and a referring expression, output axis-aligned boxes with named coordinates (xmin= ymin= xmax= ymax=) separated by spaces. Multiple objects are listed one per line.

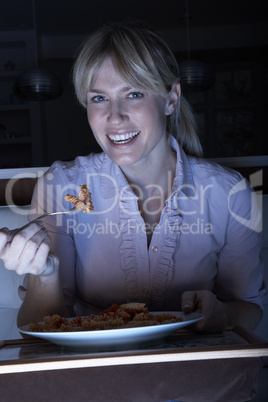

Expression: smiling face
xmin=86 ymin=57 xmax=178 ymax=170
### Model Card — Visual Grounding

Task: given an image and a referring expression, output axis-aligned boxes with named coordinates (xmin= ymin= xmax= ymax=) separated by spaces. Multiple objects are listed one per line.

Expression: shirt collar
xmin=170 ymin=136 xmax=195 ymax=199
xmin=100 ymin=153 xmax=130 ymax=199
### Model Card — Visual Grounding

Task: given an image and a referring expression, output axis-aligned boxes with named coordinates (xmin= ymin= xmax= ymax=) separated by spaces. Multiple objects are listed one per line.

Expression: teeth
xmin=109 ymin=131 xmax=139 ymax=144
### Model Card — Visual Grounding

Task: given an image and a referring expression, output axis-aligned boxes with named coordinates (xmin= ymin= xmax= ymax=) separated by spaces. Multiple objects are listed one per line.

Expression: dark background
xmin=0 ymin=0 xmax=267 ymax=168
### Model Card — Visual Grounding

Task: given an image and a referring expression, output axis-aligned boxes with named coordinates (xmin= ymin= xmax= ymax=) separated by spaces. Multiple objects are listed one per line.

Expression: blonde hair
xmin=73 ymin=22 xmax=203 ymax=157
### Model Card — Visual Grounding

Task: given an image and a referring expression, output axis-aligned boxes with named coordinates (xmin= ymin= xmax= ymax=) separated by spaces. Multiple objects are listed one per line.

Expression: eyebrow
xmin=89 ymin=86 xmax=133 ymax=94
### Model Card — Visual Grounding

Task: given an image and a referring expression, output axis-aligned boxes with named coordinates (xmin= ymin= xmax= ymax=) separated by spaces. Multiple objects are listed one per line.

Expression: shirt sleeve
xmin=214 ymin=177 xmax=266 ymax=309
xmin=29 ymin=162 xmax=77 ymax=307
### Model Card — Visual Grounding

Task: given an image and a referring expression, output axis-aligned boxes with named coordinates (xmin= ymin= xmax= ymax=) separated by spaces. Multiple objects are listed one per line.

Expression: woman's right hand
xmin=0 ymin=222 xmax=52 ymax=276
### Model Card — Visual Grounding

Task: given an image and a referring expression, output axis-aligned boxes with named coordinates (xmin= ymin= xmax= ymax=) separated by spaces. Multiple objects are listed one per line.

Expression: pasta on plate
xmin=29 ymin=303 xmax=182 ymax=333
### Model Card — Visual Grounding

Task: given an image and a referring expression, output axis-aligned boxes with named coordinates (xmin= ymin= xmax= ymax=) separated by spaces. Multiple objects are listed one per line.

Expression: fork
xmin=10 ymin=207 xmax=77 ymax=236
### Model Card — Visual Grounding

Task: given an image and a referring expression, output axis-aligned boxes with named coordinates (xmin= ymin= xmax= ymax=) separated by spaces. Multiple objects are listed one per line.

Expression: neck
xmin=120 ymin=144 xmax=177 ymax=238
xmin=120 ymin=142 xmax=177 ymax=195
xmin=119 ymin=141 xmax=177 ymax=247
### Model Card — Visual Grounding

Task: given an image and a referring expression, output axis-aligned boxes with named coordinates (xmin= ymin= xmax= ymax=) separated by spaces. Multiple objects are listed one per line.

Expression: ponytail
xmin=168 ymin=94 xmax=203 ymax=158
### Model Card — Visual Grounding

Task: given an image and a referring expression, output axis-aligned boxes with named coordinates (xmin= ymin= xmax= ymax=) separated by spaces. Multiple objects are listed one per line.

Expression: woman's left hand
xmin=181 ymin=290 xmax=228 ymax=333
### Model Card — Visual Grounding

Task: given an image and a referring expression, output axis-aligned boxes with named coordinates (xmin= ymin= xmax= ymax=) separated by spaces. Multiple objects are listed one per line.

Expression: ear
xmin=165 ymin=82 xmax=181 ymax=116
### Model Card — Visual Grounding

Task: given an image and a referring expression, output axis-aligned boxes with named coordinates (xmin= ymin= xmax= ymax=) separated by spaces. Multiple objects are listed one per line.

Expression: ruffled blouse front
xmin=119 ymin=180 xmax=183 ymax=309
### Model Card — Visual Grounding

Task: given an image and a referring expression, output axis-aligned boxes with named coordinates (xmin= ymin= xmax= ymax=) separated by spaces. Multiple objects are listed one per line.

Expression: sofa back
xmin=0 ymin=167 xmax=267 ymax=340
xmin=0 ymin=167 xmax=47 ymax=339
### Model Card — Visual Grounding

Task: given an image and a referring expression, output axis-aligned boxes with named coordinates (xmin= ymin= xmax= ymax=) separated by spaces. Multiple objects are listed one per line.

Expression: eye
xmin=128 ymin=92 xmax=144 ymax=99
xmin=91 ymin=95 xmax=107 ymax=103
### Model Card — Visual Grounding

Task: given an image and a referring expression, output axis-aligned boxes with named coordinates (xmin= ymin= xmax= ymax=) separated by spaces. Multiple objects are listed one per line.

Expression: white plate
xmin=19 ymin=311 xmax=203 ymax=352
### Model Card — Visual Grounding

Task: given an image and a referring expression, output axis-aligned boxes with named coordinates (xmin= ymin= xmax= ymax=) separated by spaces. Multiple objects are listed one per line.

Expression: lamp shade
xmin=13 ymin=68 xmax=63 ymax=101
xmin=179 ymin=60 xmax=214 ymax=92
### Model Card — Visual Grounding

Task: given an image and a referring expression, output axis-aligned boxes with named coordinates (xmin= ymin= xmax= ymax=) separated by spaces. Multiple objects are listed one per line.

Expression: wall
xmin=40 ymin=58 xmax=101 ymax=166
xmin=37 ymin=21 xmax=268 ymax=166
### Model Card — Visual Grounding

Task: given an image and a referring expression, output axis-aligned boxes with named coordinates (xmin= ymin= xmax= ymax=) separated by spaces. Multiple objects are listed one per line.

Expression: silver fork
xmin=10 ymin=207 xmax=77 ymax=235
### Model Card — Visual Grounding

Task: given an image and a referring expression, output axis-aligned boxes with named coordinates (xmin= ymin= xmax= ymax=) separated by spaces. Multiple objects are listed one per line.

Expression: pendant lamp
xmin=179 ymin=0 xmax=214 ymax=93
xmin=13 ymin=0 xmax=62 ymax=101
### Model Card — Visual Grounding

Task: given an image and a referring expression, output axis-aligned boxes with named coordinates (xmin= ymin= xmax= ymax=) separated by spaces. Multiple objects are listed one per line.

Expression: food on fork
xmin=28 ymin=303 xmax=182 ymax=332
xmin=63 ymin=184 xmax=93 ymax=213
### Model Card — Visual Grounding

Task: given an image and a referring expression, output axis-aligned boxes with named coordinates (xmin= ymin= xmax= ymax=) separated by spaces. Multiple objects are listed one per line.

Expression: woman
xmin=0 ymin=22 xmax=265 ymax=332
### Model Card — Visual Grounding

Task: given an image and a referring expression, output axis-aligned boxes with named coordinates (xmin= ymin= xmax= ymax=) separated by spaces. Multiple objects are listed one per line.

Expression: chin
xmin=117 ymin=159 xmax=137 ymax=168
xmin=108 ymin=153 xmax=138 ymax=167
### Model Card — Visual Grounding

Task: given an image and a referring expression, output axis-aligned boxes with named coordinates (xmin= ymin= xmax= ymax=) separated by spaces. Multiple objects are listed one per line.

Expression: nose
xmin=107 ymin=100 xmax=127 ymax=124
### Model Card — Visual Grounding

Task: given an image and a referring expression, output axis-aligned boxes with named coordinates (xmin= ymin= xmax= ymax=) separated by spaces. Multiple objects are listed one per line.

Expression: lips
xmin=108 ymin=131 xmax=140 ymax=145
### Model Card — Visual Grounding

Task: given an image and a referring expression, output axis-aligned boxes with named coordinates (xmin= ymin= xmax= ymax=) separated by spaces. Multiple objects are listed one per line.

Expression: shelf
xmin=0 ymin=31 xmax=43 ymax=168
xmin=0 ymin=104 xmax=28 ymax=111
xmin=0 ymin=72 xmax=26 ymax=108
xmin=0 ymin=137 xmax=31 ymax=145
xmin=0 ymin=70 xmax=22 ymax=78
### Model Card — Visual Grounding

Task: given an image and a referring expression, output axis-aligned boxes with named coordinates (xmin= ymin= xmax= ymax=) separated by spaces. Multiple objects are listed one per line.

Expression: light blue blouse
xmin=29 ymin=137 xmax=266 ymax=315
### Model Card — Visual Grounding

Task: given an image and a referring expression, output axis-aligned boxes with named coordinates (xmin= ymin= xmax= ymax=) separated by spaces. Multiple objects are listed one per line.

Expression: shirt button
xmin=152 ymin=245 xmax=159 ymax=253
xmin=164 ymin=206 xmax=171 ymax=213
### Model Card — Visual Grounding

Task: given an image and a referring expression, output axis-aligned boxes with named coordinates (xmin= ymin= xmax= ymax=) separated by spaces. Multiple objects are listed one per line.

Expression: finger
xmin=36 ymin=250 xmax=59 ymax=277
xmin=4 ymin=226 xmax=49 ymax=272
xmin=4 ymin=222 xmax=45 ymax=264
xmin=181 ymin=291 xmax=196 ymax=313
xmin=198 ymin=292 xmax=212 ymax=316
xmin=13 ymin=236 xmax=51 ymax=276
xmin=0 ymin=227 xmax=10 ymax=233
xmin=194 ymin=291 xmax=215 ymax=330
xmin=0 ymin=229 xmax=10 ymax=258
xmin=14 ymin=229 xmax=51 ymax=275
xmin=18 ymin=285 xmax=27 ymax=301
xmin=28 ymin=237 xmax=52 ymax=275
xmin=11 ymin=221 xmax=44 ymax=242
